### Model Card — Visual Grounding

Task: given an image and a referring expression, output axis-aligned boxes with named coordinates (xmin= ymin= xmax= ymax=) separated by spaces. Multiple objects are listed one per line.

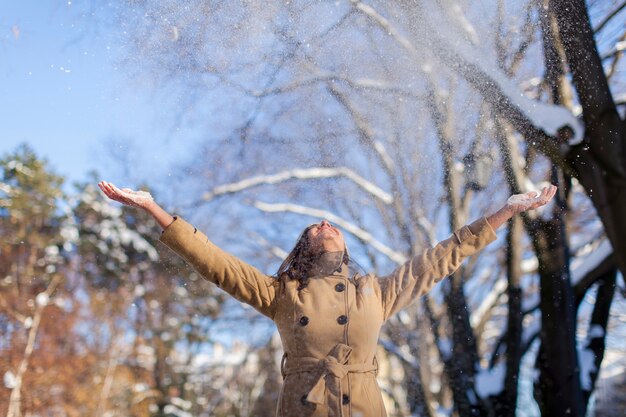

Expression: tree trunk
xmin=426 ymin=84 xmax=488 ymax=416
xmin=6 ymin=276 xmax=61 ymax=417
xmin=550 ymin=0 xmax=626 ymax=278
xmin=531 ymin=169 xmax=584 ymax=417
xmin=493 ymin=216 xmax=523 ymax=417
xmin=580 ymin=269 xmax=617 ymax=408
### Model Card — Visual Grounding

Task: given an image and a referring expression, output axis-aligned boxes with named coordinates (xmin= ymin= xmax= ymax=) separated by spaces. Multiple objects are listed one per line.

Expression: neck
xmin=304 ymin=250 xmax=347 ymax=278
xmin=312 ymin=241 xmax=344 ymax=253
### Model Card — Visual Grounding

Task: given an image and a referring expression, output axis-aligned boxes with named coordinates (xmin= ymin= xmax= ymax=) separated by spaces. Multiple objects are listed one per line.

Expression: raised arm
xmin=97 ymin=181 xmax=278 ymax=319
xmin=378 ymin=185 xmax=557 ymax=320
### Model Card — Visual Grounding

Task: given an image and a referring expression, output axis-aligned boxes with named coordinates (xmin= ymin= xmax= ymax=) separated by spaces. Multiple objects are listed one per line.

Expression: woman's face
xmin=306 ymin=220 xmax=345 ymax=254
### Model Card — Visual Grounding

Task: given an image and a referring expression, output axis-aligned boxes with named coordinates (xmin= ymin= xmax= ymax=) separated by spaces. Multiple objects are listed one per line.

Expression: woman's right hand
xmin=98 ymin=181 xmax=154 ymax=209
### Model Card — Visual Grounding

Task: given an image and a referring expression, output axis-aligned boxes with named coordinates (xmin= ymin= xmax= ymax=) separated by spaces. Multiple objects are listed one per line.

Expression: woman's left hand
xmin=506 ymin=185 xmax=558 ymax=215
xmin=98 ymin=181 xmax=154 ymax=209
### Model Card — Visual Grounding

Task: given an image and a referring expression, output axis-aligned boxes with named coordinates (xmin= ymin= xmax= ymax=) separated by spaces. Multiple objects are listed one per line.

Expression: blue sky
xmin=1 ymin=1 xmax=189 ymax=187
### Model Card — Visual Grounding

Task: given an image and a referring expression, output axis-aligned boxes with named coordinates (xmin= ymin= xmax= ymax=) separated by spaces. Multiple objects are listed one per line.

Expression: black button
xmin=299 ymin=316 xmax=309 ymax=326
xmin=337 ymin=315 xmax=348 ymax=325
xmin=342 ymin=394 xmax=350 ymax=405
xmin=335 ymin=283 xmax=346 ymax=292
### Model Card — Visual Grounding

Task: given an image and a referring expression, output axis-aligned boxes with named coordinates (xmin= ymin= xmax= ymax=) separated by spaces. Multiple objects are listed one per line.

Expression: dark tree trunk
xmin=531 ymin=169 xmax=584 ymax=417
xmin=490 ymin=116 xmax=527 ymax=416
xmin=580 ymin=269 xmax=617 ymax=409
xmin=492 ymin=216 xmax=523 ymax=417
xmin=426 ymin=85 xmax=488 ymax=417
xmin=550 ymin=0 xmax=626 ymax=277
xmin=442 ymin=281 xmax=486 ymax=417
xmin=403 ymin=360 xmax=433 ymax=417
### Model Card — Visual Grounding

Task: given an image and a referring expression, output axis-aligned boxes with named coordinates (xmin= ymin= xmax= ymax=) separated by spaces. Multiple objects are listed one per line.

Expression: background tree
xmin=0 ymin=147 xmax=277 ymax=417
xmin=0 ymin=145 xmax=74 ymax=417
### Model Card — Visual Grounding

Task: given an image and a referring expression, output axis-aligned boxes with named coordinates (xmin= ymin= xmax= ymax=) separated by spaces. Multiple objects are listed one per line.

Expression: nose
xmin=320 ymin=220 xmax=331 ymax=228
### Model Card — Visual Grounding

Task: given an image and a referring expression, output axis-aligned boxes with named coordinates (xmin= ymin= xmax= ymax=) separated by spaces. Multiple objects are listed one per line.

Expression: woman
xmin=98 ymin=180 xmax=556 ymax=417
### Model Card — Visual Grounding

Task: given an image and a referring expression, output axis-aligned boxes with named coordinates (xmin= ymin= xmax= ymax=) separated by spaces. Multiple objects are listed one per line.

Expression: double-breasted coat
xmin=160 ymin=216 xmax=496 ymax=417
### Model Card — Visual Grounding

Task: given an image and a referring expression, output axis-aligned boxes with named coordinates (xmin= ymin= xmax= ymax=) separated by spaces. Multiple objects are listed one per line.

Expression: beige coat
xmin=160 ymin=217 xmax=496 ymax=417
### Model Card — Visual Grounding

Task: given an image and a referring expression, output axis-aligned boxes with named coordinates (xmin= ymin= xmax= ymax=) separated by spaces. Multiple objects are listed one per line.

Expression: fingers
xmin=98 ymin=181 xmax=149 ymax=209
xmin=509 ymin=184 xmax=558 ymax=213
xmin=549 ymin=184 xmax=557 ymax=200
xmin=110 ymin=183 xmax=125 ymax=196
xmin=98 ymin=180 xmax=115 ymax=193
xmin=108 ymin=183 xmax=128 ymax=199
xmin=541 ymin=185 xmax=557 ymax=203
xmin=98 ymin=181 xmax=115 ymax=199
xmin=531 ymin=185 xmax=558 ymax=209
xmin=532 ymin=187 xmax=549 ymax=207
xmin=98 ymin=181 xmax=126 ymax=203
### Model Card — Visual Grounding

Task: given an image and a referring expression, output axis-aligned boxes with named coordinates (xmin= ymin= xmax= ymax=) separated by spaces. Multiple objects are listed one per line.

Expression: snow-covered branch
xmin=251 ymin=71 xmax=423 ymax=100
xmin=252 ymin=201 xmax=407 ymax=265
xmin=351 ymin=0 xmax=584 ymax=148
xmin=470 ymin=277 xmax=507 ymax=328
xmin=201 ymin=167 xmax=393 ymax=204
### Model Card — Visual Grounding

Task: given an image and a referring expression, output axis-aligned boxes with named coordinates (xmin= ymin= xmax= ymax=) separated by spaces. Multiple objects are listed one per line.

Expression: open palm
xmin=98 ymin=181 xmax=154 ymax=209
xmin=506 ymin=185 xmax=557 ymax=215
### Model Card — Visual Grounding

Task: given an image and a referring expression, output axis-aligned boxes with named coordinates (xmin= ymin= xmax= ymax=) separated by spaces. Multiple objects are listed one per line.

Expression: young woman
xmin=98 ymin=180 xmax=556 ymax=417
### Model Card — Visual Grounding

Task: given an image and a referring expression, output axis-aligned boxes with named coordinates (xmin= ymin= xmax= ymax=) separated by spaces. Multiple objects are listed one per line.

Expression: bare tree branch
xmin=248 ymin=71 xmax=426 ymax=100
xmin=198 ymin=167 xmax=393 ymax=204
xmin=605 ymin=31 xmax=626 ymax=81
xmin=326 ymin=82 xmax=415 ymax=250
xmin=593 ymin=1 xmax=626 ymax=33
xmin=252 ymin=200 xmax=407 ymax=264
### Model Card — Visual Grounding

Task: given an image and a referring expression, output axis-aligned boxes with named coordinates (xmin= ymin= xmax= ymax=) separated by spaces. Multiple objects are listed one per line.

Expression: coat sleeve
xmin=377 ymin=217 xmax=497 ymax=320
xmin=159 ymin=217 xmax=278 ymax=319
